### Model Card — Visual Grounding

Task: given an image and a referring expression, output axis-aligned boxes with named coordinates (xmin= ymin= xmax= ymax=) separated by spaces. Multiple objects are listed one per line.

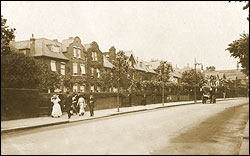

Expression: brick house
xmin=84 ymin=41 xmax=104 ymax=92
xmin=10 ymin=35 xmax=69 ymax=92
xmin=61 ymin=36 xmax=87 ymax=93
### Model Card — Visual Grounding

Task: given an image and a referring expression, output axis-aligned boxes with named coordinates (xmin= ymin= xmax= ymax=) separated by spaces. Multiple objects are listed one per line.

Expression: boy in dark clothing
xmin=88 ymin=93 xmax=95 ymax=117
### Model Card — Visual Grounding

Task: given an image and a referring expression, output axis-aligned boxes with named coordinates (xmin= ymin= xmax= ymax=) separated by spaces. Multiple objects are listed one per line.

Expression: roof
xmin=10 ymin=40 xmax=30 ymax=50
xmin=33 ymin=38 xmax=69 ymax=60
xmin=61 ymin=38 xmax=74 ymax=52
xmin=103 ymin=55 xmax=114 ymax=69
xmin=170 ymin=71 xmax=182 ymax=78
xmin=83 ymin=44 xmax=91 ymax=51
xmin=141 ymin=60 xmax=157 ymax=74
xmin=148 ymin=60 xmax=172 ymax=70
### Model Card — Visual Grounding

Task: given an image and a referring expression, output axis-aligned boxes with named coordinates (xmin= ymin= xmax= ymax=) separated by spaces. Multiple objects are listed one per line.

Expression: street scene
xmin=1 ymin=1 xmax=249 ymax=155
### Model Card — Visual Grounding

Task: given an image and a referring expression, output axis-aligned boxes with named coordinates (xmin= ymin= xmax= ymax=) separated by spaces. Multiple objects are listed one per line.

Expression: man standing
xmin=88 ymin=93 xmax=95 ymax=117
xmin=65 ymin=91 xmax=72 ymax=119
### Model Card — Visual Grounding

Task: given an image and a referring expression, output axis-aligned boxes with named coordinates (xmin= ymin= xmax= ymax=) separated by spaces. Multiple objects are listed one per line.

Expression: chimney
xmin=236 ymin=61 xmax=239 ymax=71
xmin=29 ymin=34 xmax=35 ymax=56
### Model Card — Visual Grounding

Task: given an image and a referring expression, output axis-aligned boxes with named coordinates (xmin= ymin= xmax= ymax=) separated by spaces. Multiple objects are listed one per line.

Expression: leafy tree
xmin=111 ymin=51 xmax=129 ymax=111
xmin=206 ymin=66 xmax=216 ymax=71
xmin=181 ymin=69 xmax=205 ymax=88
xmin=226 ymin=33 xmax=249 ymax=76
xmin=226 ymin=2 xmax=249 ymax=76
xmin=1 ymin=15 xmax=16 ymax=56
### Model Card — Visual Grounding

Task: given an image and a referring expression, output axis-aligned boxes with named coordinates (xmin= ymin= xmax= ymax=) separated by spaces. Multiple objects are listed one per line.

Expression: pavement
xmin=0 ymin=98 xmax=238 ymax=134
xmin=239 ymin=120 xmax=249 ymax=155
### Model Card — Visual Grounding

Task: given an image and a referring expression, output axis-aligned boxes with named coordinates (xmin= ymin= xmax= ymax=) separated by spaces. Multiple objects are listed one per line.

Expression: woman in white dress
xmin=77 ymin=95 xmax=86 ymax=116
xmin=51 ymin=94 xmax=62 ymax=117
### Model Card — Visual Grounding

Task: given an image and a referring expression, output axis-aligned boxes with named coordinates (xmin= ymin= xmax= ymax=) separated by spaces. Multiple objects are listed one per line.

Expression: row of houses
xmin=10 ymin=35 xmax=182 ymax=93
xmin=10 ymin=35 xmax=248 ymax=93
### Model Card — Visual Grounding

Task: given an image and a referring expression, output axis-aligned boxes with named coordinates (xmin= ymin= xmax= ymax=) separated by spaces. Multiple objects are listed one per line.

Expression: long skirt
xmin=51 ymin=103 xmax=62 ymax=117
xmin=79 ymin=103 xmax=86 ymax=115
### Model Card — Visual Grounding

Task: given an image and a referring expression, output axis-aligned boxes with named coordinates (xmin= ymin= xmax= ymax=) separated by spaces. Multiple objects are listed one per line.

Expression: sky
xmin=1 ymin=1 xmax=249 ymax=70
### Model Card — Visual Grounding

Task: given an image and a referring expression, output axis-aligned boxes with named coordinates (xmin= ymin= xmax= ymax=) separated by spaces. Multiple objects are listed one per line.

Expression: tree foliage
xmin=1 ymin=15 xmax=16 ymax=56
xmin=181 ymin=69 xmax=205 ymax=87
xmin=226 ymin=2 xmax=249 ymax=76
xmin=111 ymin=51 xmax=129 ymax=91
xmin=226 ymin=33 xmax=249 ymax=76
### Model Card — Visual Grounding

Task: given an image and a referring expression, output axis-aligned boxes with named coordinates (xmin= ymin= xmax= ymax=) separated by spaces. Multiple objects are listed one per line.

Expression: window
xmin=51 ymin=46 xmax=59 ymax=52
xmin=73 ymin=63 xmax=78 ymax=75
xmin=73 ymin=85 xmax=78 ymax=92
xmin=61 ymin=64 xmax=65 ymax=75
xmin=80 ymin=64 xmax=86 ymax=75
xmin=92 ymin=52 xmax=98 ymax=61
xmin=50 ymin=60 xmax=56 ymax=71
xmin=90 ymin=85 xmax=95 ymax=92
xmin=73 ymin=48 xmax=77 ymax=58
xmin=97 ymin=86 xmax=101 ymax=92
xmin=80 ymin=85 xmax=85 ymax=92
xmin=96 ymin=68 xmax=100 ymax=78
xmin=91 ymin=67 xmax=95 ymax=76
xmin=78 ymin=49 xmax=81 ymax=58
xmin=63 ymin=86 xmax=67 ymax=93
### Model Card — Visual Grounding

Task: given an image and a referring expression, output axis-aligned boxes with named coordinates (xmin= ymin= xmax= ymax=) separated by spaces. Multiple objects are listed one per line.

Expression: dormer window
xmin=51 ymin=45 xmax=59 ymax=53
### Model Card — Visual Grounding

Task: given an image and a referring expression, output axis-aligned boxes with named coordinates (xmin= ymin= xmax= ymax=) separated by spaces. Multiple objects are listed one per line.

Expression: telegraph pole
xmin=194 ymin=58 xmax=202 ymax=104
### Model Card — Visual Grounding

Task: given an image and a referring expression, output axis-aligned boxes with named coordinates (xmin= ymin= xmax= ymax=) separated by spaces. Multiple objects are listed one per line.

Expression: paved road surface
xmin=1 ymin=98 xmax=249 ymax=155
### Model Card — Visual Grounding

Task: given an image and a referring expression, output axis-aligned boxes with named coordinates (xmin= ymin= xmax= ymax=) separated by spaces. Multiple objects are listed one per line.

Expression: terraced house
xmin=11 ymin=35 xmax=182 ymax=93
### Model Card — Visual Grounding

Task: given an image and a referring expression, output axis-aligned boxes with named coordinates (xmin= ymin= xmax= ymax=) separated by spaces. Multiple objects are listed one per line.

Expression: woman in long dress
xmin=77 ymin=95 xmax=86 ymax=116
xmin=51 ymin=94 xmax=62 ymax=117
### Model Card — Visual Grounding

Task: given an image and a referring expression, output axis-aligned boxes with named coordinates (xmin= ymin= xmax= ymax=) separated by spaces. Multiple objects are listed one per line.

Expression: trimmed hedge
xmin=1 ymin=88 xmax=40 ymax=120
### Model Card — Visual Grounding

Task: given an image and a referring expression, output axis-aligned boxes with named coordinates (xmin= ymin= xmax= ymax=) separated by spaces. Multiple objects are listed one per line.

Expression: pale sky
xmin=1 ymin=1 xmax=249 ymax=70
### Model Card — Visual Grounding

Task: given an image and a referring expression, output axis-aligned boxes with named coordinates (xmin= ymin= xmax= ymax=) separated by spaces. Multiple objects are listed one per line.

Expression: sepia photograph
xmin=1 ymin=1 xmax=249 ymax=155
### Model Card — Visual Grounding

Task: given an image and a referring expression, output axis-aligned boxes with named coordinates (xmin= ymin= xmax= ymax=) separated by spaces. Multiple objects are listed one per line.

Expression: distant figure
xmin=51 ymin=94 xmax=62 ymax=117
xmin=128 ymin=93 xmax=132 ymax=106
xmin=141 ymin=93 xmax=146 ymax=106
xmin=88 ymin=93 xmax=95 ymax=117
xmin=77 ymin=95 xmax=87 ymax=116
xmin=65 ymin=92 xmax=72 ymax=119
xmin=72 ymin=94 xmax=78 ymax=115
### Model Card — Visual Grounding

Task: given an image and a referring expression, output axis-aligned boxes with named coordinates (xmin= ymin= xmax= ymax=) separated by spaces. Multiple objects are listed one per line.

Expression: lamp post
xmin=194 ymin=59 xmax=203 ymax=104
xmin=161 ymin=61 xmax=167 ymax=106
xmin=116 ymin=55 xmax=121 ymax=112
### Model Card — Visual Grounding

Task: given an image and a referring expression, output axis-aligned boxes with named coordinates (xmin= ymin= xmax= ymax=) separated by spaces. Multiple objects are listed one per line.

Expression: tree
xmin=155 ymin=61 xmax=173 ymax=105
xmin=181 ymin=69 xmax=205 ymax=88
xmin=1 ymin=15 xmax=16 ymax=56
xmin=111 ymin=51 xmax=129 ymax=111
xmin=226 ymin=2 xmax=249 ymax=76
xmin=226 ymin=33 xmax=249 ymax=76
xmin=206 ymin=66 xmax=216 ymax=71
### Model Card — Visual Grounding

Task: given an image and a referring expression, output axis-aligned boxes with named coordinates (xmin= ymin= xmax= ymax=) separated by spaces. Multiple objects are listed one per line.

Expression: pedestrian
xmin=77 ymin=94 xmax=87 ymax=116
xmin=72 ymin=93 xmax=78 ymax=115
xmin=88 ymin=93 xmax=95 ymax=117
xmin=51 ymin=94 xmax=62 ymax=118
xmin=64 ymin=91 xmax=72 ymax=119
xmin=142 ymin=93 xmax=146 ymax=106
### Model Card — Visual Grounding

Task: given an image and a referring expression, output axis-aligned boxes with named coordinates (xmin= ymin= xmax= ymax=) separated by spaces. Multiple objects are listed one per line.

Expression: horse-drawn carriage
xmin=201 ymin=85 xmax=217 ymax=104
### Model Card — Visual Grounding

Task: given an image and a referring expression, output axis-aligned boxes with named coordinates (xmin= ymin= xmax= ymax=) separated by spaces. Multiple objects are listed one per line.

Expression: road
xmin=1 ymin=98 xmax=249 ymax=155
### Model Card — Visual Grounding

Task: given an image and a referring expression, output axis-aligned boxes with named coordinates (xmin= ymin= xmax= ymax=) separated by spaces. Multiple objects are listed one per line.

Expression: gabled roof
xmin=61 ymin=37 xmax=74 ymax=52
